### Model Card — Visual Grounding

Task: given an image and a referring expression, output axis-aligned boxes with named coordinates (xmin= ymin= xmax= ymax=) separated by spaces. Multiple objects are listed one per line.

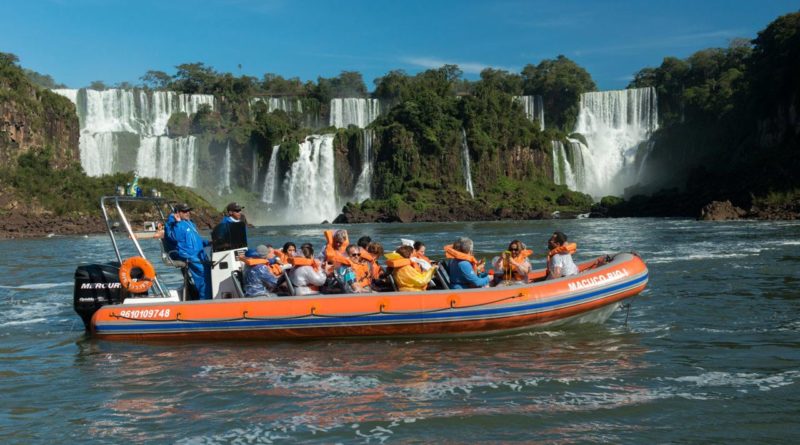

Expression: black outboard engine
xmin=73 ymin=263 xmax=127 ymax=330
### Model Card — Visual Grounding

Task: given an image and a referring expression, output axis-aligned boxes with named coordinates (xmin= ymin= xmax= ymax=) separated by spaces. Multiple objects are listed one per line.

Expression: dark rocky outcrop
xmin=698 ymin=200 xmax=747 ymax=221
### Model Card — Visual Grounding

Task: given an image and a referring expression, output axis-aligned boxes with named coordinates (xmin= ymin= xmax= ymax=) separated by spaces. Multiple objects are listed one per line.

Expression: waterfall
xmin=568 ymin=86 xmax=658 ymax=197
xmin=250 ymin=149 xmax=259 ymax=192
xmin=217 ymin=142 xmax=232 ymax=195
xmin=461 ymin=129 xmax=475 ymax=198
xmin=51 ymin=88 xmax=214 ymax=184
xmin=329 ymin=98 xmax=381 ymax=128
xmin=281 ymin=135 xmax=339 ymax=224
xmin=136 ymin=136 xmax=198 ymax=188
xmin=261 ymin=145 xmax=280 ymax=205
xmin=514 ymin=95 xmax=545 ymax=129
xmin=352 ymin=129 xmax=374 ymax=202
xmin=551 ymin=139 xmax=588 ymax=191
xmin=250 ymin=97 xmax=303 ymax=114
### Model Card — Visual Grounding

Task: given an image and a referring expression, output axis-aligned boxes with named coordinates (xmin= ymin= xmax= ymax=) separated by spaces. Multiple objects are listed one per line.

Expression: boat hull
xmin=90 ymin=253 xmax=648 ymax=340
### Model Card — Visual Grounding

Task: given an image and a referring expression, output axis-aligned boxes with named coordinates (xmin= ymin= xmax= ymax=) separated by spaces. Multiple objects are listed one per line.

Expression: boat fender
xmin=118 ymin=256 xmax=155 ymax=294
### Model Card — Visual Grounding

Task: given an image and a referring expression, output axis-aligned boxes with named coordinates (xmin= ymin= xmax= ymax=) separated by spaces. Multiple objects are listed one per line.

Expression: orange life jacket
xmin=243 ymin=257 xmax=284 ymax=277
xmin=547 ymin=243 xmax=577 ymax=270
xmin=385 ymin=257 xmax=412 ymax=269
xmin=412 ymin=251 xmax=431 ymax=264
xmin=505 ymin=249 xmax=533 ymax=281
xmin=444 ymin=244 xmax=478 ymax=273
xmin=274 ymin=250 xmax=289 ymax=264
xmin=324 ymin=229 xmax=350 ymax=266
xmin=351 ymin=261 xmax=372 ymax=289
xmin=289 ymin=256 xmax=319 ymax=272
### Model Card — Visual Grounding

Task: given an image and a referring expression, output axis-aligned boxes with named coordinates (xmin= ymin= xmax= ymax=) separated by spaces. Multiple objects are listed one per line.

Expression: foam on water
xmin=0 ymin=281 xmax=72 ymax=290
xmin=665 ymin=370 xmax=800 ymax=392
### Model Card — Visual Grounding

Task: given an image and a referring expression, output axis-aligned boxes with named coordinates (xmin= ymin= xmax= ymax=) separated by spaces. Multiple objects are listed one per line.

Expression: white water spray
xmin=353 ymin=129 xmax=374 ymax=202
xmin=330 ymin=98 xmax=381 ymax=128
xmin=569 ymin=87 xmax=658 ymax=197
xmin=261 ymin=145 xmax=280 ymax=205
xmin=461 ymin=129 xmax=475 ymax=198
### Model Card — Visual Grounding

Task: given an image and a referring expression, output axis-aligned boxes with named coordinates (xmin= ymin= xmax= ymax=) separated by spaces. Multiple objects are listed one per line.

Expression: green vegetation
xmin=0 ymin=147 xmax=212 ymax=216
xmin=627 ymin=11 xmax=800 ymax=211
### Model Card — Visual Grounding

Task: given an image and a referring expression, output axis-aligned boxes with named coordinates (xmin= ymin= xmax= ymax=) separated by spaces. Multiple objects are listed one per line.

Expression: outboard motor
xmin=73 ymin=263 xmax=127 ymax=330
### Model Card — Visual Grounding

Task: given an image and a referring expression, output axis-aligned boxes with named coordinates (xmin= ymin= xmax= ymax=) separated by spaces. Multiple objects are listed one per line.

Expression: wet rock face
xmin=699 ymin=200 xmax=747 ymax=221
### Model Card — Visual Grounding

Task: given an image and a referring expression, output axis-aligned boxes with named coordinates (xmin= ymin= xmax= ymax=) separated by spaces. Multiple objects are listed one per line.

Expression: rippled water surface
xmin=2 ymin=218 xmax=799 ymax=443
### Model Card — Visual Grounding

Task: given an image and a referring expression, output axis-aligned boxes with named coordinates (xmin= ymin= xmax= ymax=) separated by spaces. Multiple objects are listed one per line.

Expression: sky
xmin=2 ymin=0 xmax=798 ymax=91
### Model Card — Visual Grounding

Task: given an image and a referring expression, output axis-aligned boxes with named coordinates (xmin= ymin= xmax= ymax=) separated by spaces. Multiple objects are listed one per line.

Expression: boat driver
xmin=166 ymin=203 xmax=212 ymax=299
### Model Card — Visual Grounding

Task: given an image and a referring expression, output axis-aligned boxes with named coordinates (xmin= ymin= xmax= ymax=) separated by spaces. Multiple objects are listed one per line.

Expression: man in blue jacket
xmin=166 ymin=203 xmax=212 ymax=299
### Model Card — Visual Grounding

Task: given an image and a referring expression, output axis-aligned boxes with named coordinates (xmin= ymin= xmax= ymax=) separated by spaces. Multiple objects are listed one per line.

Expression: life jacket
xmin=547 ymin=243 xmax=577 ymax=269
xmin=385 ymin=256 xmax=412 ymax=269
xmin=324 ymin=229 xmax=350 ymax=266
xmin=505 ymin=249 xmax=533 ymax=281
xmin=351 ymin=261 xmax=372 ymax=289
xmin=412 ymin=251 xmax=431 ymax=264
xmin=444 ymin=244 xmax=478 ymax=273
xmin=289 ymin=256 xmax=319 ymax=272
xmin=243 ymin=257 xmax=283 ymax=277
xmin=274 ymin=250 xmax=289 ymax=264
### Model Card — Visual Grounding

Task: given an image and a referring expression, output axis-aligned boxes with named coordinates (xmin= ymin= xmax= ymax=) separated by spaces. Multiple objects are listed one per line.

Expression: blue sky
xmin=3 ymin=0 xmax=797 ymax=91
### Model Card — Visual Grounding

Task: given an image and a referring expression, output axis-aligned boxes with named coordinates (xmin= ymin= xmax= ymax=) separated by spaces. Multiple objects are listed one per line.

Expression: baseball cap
xmin=226 ymin=202 xmax=244 ymax=212
xmin=174 ymin=203 xmax=192 ymax=212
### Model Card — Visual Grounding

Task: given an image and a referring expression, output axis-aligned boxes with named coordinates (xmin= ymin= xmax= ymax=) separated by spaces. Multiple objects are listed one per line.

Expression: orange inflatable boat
xmin=73 ymin=197 xmax=649 ymax=340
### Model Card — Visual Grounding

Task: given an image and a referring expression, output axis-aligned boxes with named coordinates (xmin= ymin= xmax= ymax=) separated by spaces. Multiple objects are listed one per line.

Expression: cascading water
xmin=281 ymin=135 xmax=339 ymax=224
xmin=567 ymin=86 xmax=658 ymax=197
xmin=260 ymin=145 xmax=280 ymax=206
xmin=352 ymin=129 xmax=374 ymax=202
xmin=250 ymin=150 xmax=259 ymax=192
xmin=217 ymin=142 xmax=232 ymax=195
xmin=329 ymin=98 xmax=381 ymax=128
xmin=514 ymin=95 xmax=545 ymax=130
xmin=551 ymin=139 xmax=588 ymax=191
xmin=136 ymin=136 xmax=198 ymax=187
xmin=461 ymin=129 xmax=475 ymax=198
xmin=52 ymin=88 xmax=214 ymax=181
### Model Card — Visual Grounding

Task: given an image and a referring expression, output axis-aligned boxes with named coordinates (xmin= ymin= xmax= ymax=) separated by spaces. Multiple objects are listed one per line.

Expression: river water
xmin=1 ymin=218 xmax=799 ymax=443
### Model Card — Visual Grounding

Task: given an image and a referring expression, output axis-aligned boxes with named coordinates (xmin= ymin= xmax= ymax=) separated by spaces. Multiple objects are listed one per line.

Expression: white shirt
xmin=289 ymin=265 xmax=327 ymax=295
xmin=550 ymin=253 xmax=578 ymax=278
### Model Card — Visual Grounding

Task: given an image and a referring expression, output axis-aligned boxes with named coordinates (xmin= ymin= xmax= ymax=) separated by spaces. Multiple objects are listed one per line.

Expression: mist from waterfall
xmin=461 ymin=129 xmax=475 ymax=198
xmin=280 ymin=135 xmax=339 ymax=224
xmin=568 ymin=87 xmax=658 ymax=197
xmin=352 ymin=129 xmax=374 ymax=202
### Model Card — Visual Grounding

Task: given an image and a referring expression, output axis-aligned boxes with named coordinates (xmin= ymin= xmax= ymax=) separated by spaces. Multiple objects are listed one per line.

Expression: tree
xmin=140 ymin=70 xmax=171 ymax=90
xmin=172 ymin=62 xmax=217 ymax=94
xmin=88 ymin=80 xmax=107 ymax=90
xmin=23 ymin=69 xmax=65 ymax=89
xmin=521 ymin=55 xmax=596 ymax=130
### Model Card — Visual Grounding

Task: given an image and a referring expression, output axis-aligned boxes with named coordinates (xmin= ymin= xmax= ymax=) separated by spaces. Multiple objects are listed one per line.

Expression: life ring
xmin=119 ymin=256 xmax=156 ymax=294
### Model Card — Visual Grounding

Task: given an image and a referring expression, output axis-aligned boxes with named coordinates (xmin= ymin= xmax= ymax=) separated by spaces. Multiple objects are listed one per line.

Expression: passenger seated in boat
xmin=323 ymin=229 xmax=349 ymax=266
xmin=366 ymin=241 xmax=386 ymax=284
xmin=445 ymin=237 xmax=490 ymax=289
xmin=546 ymin=231 xmax=578 ymax=280
xmin=288 ymin=245 xmax=327 ymax=295
xmin=243 ymin=245 xmax=279 ymax=296
xmin=278 ymin=242 xmax=297 ymax=262
xmin=335 ymin=245 xmax=372 ymax=293
xmin=386 ymin=245 xmax=438 ymax=292
xmin=412 ymin=241 xmax=432 ymax=270
xmin=492 ymin=240 xmax=532 ymax=284
xmin=357 ymin=236 xmax=371 ymax=250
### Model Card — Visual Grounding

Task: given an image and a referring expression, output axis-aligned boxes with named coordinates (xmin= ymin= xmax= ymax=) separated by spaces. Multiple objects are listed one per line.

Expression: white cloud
xmin=402 ymin=56 xmax=516 ymax=75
